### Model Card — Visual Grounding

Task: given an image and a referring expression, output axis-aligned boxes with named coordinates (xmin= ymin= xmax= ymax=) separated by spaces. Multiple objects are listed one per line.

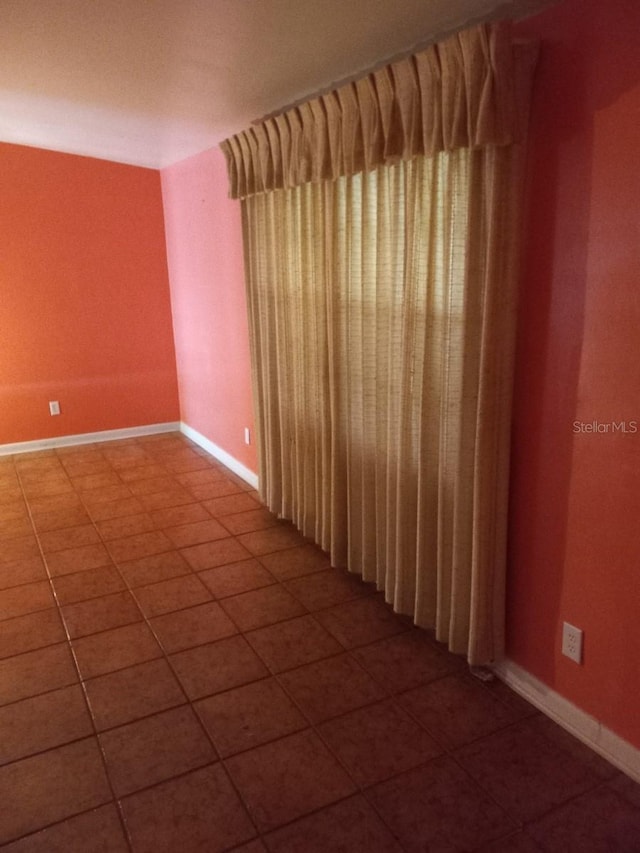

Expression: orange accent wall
xmin=0 ymin=143 xmax=179 ymax=444
xmin=510 ymin=0 xmax=640 ymax=747
xmin=160 ymin=147 xmax=256 ymax=472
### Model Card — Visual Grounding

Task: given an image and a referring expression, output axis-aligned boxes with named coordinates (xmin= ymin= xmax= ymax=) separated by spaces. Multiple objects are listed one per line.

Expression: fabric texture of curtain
xmin=222 ymin=23 xmax=537 ymax=665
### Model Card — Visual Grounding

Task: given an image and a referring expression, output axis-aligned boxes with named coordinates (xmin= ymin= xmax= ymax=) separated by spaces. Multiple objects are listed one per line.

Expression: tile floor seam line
xmin=519 ymin=771 xmax=624 ymax=831
xmin=112 ymin=576 xmax=265 ymax=840
xmin=445 ymin=739 xmax=531 ymax=831
xmin=31 ymin=463 xmax=205 ymax=851
xmin=47 ymin=591 xmax=136 ymax=850
xmin=0 ymin=802 xmax=127 ymax=852
xmin=15 ymin=466 xmax=136 ymax=853
xmin=392 ymin=676 xmax=529 ymax=756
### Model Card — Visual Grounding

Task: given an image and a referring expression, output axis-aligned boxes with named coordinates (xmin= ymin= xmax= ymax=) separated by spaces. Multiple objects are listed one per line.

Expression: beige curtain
xmin=223 ymin=23 xmax=536 ymax=665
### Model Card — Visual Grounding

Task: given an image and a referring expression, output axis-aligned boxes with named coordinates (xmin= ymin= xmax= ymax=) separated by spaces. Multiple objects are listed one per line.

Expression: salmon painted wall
xmin=0 ymin=143 xmax=179 ymax=444
xmin=160 ymin=147 xmax=256 ymax=472
xmin=510 ymin=0 xmax=640 ymax=748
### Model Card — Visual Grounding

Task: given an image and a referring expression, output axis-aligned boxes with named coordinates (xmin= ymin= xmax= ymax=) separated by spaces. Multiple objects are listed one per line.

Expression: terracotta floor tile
xmin=279 ymin=653 xmax=385 ymax=723
xmin=609 ymin=774 xmax=640 ymax=808
xmin=0 ymin=642 xmax=77 ymax=706
xmin=28 ymin=495 xmax=84 ymax=518
xmin=62 ymin=458 xmax=112 ymax=478
xmin=163 ymin=518 xmax=230 ymax=548
xmin=203 ymin=491 xmax=262 ymax=515
xmin=52 ymin=565 xmax=127 ymax=605
xmin=187 ymin=477 xmax=249 ymax=502
xmin=258 ymin=544 xmax=331 ymax=580
xmin=319 ymin=698 xmax=441 ymax=787
xmin=37 ymin=523 xmax=101 ymax=554
xmin=128 ymin=475 xmax=180 ymax=496
xmin=199 ymin=559 xmax=276 ymax=598
xmin=175 ymin=467 xmax=227 ymax=487
xmin=527 ymin=713 xmax=620 ymax=781
xmin=399 ymin=673 xmax=522 ymax=748
xmin=3 ymin=804 xmax=129 ymax=853
xmin=237 ymin=526 xmax=307 ymax=557
xmin=367 ymin=756 xmax=516 ymax=853
xmin=81 ymin=484 xmax=134 ymax=506
xmin=0 ymin=609 xmax=66 ymax=660
xmin=475 ymin=832 xmax=543 ymax=852
xmin=134 ymin=574 xmax=212 ymax=617
xmin=139 ymin=488 xmax=195 ymax=511
xmin=121 ymin=763 xmax=256 ymax=853
xmin=0 ymin=804 xmax=129 ymax=853
xmin=352 ymin=630 xmax=463 ymax=694
xmin=72 ymin=621 xmax=163 ymax=679
xmin=0 ymin=503 xmax=27 ymax=524
xmin=264 ymin=794 xmax=403 ymax=853
xmin=84 ymin=658 xmax=185 ymax=731
xmin=315 ymin=596 xmax=409 ymax=649
xmin=0 ymin=556 xmax=47 ymax=591
xmin=0 ymin=738 xmax=112 ymax=845
xmin=149 ymin=502 xmax=212 ymax=528
xmin=0 ymin=535 xmax=40 ymax=565
xmin=62 ymin=590 xmax=142 ymax=638
xmin=220 ymin=584 xmax=307 ymax=631
xmin=95 ymin=512 xmax=156 ymax=541
xmin=195 ymin=677 xmax=307 ymax=757
xmin=284 ymin=568 xmax=374 ymax=611
xmin=118 ymin=549 xmax=192 ymax=588
xmin=0 ymin=684 xmax=93 ymax=765
xmin=0 ymin=580 xmax=54 ymax=621
xmin=170 ymin=635 xmax=268 ymax=700
xmin=106 ymin=530 xmax=173 ymax=563
xmin=245 ymin=615 xmax=344 ymax=673
xmin=163 ymin=450 xmax=212 ymax=473
xmin=100 ymin=704 xmax=216 ymax=796
xmin=226 ymin=729 xmax=356 ymax=832
xmin=231 ymin=841 xmax=268 ymax=853
xmin=45 ymin=542 xmax=112 ymax=577
xmin=482 ymin=678 xmax=540 ymax=719
xmin=218 ymin=508 xmax=280 ymax=536
xmin=181 ymin=537 xmax=252 ymax=571
xmin=0 ymin=517 xmax=33 ymax=540
xmin=87 ymin=496 xmax=145 ymax=521
xmin=527 ymin=785 xmax=640 ymax=852
xmin=455 ymin=720 xmax=606 ymax=822
xmin=69 ymin=471 xmax=123 ymax=491
xmin=149 ymin=601 xmax=237 ymax=653
xmin=21 ymin=479 xmax=73 ymax=499
xmin=118 ymin=463 xmax=167 ymax=482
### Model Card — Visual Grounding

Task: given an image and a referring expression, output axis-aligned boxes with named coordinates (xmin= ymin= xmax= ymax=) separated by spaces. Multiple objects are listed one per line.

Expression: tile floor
xmin=1 ymin=432 xmax=639 ymax=852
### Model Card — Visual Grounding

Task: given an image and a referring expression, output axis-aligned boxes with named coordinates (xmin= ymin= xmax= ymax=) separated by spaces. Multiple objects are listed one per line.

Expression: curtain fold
xmin=228 ymin=23 xmax=537 ymax=665
xmin=221 ymin=23 xmax=527 ymax=200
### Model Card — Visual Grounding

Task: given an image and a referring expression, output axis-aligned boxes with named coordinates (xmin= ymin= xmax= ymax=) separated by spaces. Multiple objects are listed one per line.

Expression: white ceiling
xmin=1 ymin=0 xmax=553 ymax=169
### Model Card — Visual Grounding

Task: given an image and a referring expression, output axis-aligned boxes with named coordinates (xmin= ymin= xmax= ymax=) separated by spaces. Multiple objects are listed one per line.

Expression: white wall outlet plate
xmin=562 ymin=621 xmax=583 ymax=664
xmin=49 ymin=401 xmax=61 ymax=416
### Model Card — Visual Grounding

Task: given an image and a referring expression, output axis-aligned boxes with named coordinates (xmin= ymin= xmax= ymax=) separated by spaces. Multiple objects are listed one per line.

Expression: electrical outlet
xmin=562 ymin=622 xmax=583 ymax=664
xmin=49 ymin=401 xmax=60 ymax=416
xmin=244 ymin=427 xmax=251 ymax=445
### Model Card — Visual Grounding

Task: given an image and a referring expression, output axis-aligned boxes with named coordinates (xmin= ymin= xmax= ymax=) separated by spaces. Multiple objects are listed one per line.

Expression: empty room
xmin=1 ymin=0 xmax=639 ymax=850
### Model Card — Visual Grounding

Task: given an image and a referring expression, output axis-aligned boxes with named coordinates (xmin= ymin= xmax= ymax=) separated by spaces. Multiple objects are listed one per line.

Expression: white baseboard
xmin=179 ymin=422 xmax=259 ymax=490
xmin=0 ymin=422 xmax=181 ymax=457
xmin=495 ymin=659 xmax=640 ymax=783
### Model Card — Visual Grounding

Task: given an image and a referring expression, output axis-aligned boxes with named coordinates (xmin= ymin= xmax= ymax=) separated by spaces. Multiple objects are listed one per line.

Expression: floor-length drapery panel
xmin=241 ymin=141 xmax=523 ymax=665
xmin=228 ymin=22 xmax=537 ymax=665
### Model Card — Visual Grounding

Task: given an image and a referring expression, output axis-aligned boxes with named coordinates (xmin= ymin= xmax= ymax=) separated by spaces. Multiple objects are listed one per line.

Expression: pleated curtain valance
xmin=221 ymin=22 xmax=524 ymax=199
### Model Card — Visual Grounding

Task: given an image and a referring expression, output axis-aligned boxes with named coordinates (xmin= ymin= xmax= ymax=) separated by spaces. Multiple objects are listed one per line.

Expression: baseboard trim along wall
xmin=179 ymin=422 xmax=259 ymax=490
xmin=495 ymin=659 xmax=640 ymax=783
xmin=0 ymin=422 xmax=181 ymax=457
